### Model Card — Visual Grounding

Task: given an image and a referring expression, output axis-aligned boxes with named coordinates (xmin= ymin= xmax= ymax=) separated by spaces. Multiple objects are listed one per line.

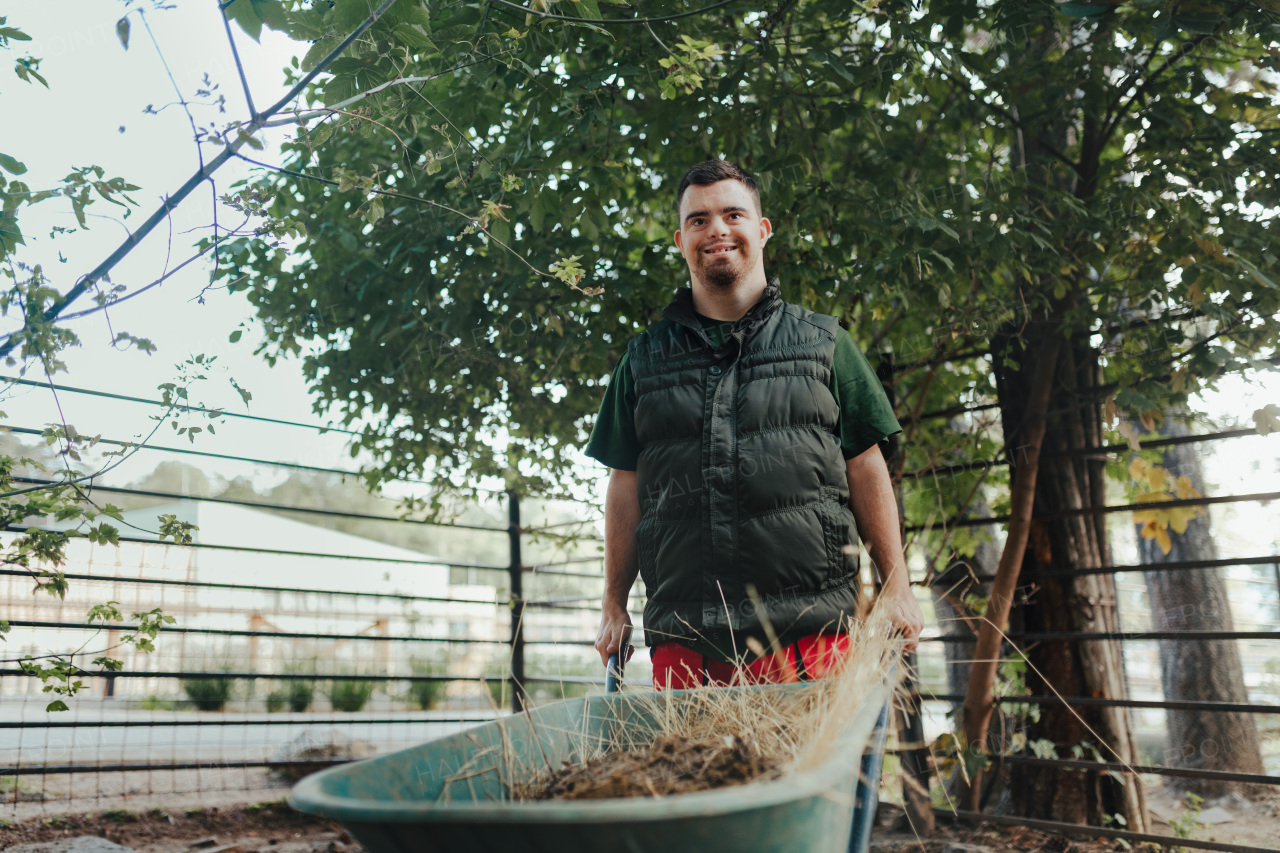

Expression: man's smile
xmin=703 ymin=243 xmax=737 ymax=256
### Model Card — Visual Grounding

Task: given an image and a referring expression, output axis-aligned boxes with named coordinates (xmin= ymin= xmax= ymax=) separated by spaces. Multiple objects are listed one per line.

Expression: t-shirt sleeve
xmin=585 ymin=350 xmax=641 ymax=471
xmin=831 ymin=332 xmax=902 ymax=460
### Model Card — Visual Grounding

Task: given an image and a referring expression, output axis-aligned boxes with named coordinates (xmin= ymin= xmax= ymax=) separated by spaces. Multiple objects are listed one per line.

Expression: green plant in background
xmin=326 ymin=678 xmax=374 ymax=713
xmin=525 ymin=653 xmax=598 ymax=703
xmin=407 ymin=656 xmax=449 ymax=710
xmin=1169 ymin=792 xmax=1207 ymax=850
xmin=287 ymin=679 xmax=315 ymax=712
xmin=485 ymin=677 xmax=508 ymax=710
xmin=1101 ymin=813 xmax=1131 ymax=851
xmin=264 ymin=690 xmax=287 ymax=713
xmin=138 ymin=695 xmax=179 ymax=712
xmin=182 ymin=675 xmax=235 ymax=711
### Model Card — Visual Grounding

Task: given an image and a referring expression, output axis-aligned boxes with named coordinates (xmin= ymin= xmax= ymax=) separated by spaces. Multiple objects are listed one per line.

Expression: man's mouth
xmin=703 ymin=244 xmax=737 ymax=256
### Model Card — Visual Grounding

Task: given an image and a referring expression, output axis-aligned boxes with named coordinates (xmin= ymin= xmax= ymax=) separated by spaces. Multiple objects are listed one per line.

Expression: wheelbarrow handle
xmin=605 ymin=652 xmax=624 ymax=694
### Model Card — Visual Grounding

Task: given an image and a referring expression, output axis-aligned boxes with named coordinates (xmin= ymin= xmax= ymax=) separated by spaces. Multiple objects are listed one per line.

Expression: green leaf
xmin=225 ymin=0 xmax=266 ymax=42
xmin=46 ymin=700 xmax=69 ymax=713
xmin=116 ymin=16 xmax=130 ymax=50
xmin=393 ymin=24 xmax=436 ymax=51
xmin=0 ymin=152 xmax=27 ymax=176
xmin=229 ymin=330 xmax=243 ymax=343
xmin=1232 ymin=253 xmax=1278 ymax=290
xmin=301 ymin=37 xmax=340 ymax=72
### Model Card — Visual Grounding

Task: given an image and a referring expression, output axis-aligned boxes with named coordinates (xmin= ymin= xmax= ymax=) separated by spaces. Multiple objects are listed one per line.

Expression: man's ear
xmin=674 ymin=228 xmax=684 ymax=252
xmin=759 ymin=217 xmax=773 ymax=241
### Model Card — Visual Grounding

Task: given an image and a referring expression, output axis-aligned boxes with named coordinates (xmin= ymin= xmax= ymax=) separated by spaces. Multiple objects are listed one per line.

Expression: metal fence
xmin=2 ymin=370 xmax=1278 ymax=853
xmin=0 ymin=483 xmax=631 ymax=817
xmin=884 ymin=365 xmax=1280 ymax=853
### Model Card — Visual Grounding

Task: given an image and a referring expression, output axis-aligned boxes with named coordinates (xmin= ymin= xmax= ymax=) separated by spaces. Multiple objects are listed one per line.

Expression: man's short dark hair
xmin=675 ymin=160 xmax=761 ymax=218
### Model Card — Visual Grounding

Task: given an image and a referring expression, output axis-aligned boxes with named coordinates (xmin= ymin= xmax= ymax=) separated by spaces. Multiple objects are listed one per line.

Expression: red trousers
xmin=651 ymin=633 xmax=851 ymax=690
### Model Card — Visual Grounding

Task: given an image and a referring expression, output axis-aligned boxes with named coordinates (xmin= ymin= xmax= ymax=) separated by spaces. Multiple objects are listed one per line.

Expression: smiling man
xmin=588 ymin=160 xmax=923 ymax=689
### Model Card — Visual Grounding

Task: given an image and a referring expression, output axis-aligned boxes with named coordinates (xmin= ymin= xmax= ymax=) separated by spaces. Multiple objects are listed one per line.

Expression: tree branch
xmin=1101 ymin=32 xmax=1216 ymax=146
xmin=0 ymin=0 xmax=402 ymax=362
xmin=487 ymin=0 xmax=739 ymax=25
xmin=220 ymin=2 xmax=258 ymax=118
xmin=959 ymin=328 xmax=1063 ymax=811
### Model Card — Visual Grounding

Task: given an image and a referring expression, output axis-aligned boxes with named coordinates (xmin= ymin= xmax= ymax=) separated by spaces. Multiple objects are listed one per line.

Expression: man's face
xmin=674 ymin=180 xmax=772 ymax=292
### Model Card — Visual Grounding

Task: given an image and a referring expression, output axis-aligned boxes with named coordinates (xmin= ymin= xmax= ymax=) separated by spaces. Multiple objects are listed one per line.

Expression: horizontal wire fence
xmin=3 ymin=368 xmax=1279 ymax=853
xmin=0 ymin=473 xmax=629 ymax=816
xmin=897 ymin=448 xmax=1280 ymax=852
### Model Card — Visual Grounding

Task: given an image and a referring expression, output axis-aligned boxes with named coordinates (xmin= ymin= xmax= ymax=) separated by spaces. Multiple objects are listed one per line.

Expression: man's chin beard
xmin=699 ymin=258 xmax=744 ymax=289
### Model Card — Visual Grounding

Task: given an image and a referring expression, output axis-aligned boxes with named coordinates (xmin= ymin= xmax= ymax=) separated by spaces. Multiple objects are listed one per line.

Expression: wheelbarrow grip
xmin=605 ymin=652 xmax=624 ymax=694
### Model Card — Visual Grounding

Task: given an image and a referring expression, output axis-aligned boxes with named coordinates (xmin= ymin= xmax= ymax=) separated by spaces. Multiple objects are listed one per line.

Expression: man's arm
xmin=846 ymin=443 xmax=924 ymax=649
xmin=594 ymin=468 xmax=641 ymax=666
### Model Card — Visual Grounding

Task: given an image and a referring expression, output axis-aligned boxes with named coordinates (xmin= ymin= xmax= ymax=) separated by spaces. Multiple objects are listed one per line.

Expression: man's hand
xmin=597 ymin=468 xmax=641 ymax=667
xmin=877 ymin=580 xmax=924 ymax=652
xmin=595 ymin=602 xmax=635 ymax=667
xmin=846 ymin=444 xmax=925 ymax=652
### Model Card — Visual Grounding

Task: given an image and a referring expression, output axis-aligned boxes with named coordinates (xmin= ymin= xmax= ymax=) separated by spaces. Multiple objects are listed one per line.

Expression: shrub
xmin=264 ymin=690 xmax=287 ymax=713
xmin=326 ymin=678 xmax=374 ymax=712
xmin=287 ymin=679 xmax=315 ymax=712
xmin=182 ymin=676 xmax=235 ymax=711
xmin=408 ymin=656 xmax=448 ymax=710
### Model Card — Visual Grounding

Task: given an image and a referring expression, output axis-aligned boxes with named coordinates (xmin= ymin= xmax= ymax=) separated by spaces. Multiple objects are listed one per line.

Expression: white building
xmin=1 ymin=500 xmax=508 ymax=700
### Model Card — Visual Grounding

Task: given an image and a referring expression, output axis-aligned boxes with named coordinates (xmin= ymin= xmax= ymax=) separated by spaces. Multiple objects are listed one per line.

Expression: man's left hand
xmin=878 ymin=582 xmax=924 ymax=652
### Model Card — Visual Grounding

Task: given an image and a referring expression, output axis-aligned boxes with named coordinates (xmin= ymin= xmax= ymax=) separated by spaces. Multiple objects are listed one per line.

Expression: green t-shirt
xmin=585 ymin=313 xmax=901 ymax=471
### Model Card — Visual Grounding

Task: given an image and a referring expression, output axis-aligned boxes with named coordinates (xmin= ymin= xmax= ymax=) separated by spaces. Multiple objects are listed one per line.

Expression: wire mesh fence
xmin=1 ymin=382 xmax=1277 ymax=853
xmin=0 ymin=488 xmax=631 ymax=818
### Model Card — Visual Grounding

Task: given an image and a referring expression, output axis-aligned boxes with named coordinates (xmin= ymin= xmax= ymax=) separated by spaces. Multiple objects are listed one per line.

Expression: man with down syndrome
xmin=588 ymin=159 xmax=924 ymax=689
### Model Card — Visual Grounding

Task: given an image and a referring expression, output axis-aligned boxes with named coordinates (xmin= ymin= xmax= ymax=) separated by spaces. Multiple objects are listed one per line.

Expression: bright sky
xmin=1 ymin=2 xmax=1275 ymax=537
xmin=1 ymin=2 xmax=362 ymax=490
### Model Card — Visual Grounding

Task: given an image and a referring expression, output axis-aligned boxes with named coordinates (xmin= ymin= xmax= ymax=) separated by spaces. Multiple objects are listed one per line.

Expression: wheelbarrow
xmin=290 ymin=653 xmax=892 ymax=853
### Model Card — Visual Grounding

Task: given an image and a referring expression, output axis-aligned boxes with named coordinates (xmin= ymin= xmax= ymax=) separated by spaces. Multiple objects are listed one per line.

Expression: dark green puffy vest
xmin=628 ymin=280 xmax=860 ymax=659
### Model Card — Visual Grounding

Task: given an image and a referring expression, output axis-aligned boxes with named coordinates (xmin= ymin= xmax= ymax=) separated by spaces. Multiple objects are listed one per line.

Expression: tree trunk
xmin=931 ymin=499 xmax=1015 ymax=811
xmin=995 ymin=334 xmax=1149 ymax=831
xmin=1137 ymin=416 xmax=1265 ymax=798
xmin=961 ymin=330 xmax=1063 ymax=811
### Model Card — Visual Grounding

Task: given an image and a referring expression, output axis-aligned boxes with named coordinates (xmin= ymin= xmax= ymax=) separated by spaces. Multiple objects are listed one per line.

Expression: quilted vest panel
xmin=628 ymin=282 xmax=861 ymax=657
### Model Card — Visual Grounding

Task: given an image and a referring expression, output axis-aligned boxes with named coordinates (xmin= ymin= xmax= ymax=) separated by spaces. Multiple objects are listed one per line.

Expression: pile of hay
xmin=509 ymin=603 xmax=907 ymax=802
xmin=534 ymin=733 xmax=780 ymax=800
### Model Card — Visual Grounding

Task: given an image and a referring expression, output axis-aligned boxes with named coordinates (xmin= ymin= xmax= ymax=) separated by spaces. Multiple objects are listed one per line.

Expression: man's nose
xmin=708 ymin=215 xmax=731 ymax=236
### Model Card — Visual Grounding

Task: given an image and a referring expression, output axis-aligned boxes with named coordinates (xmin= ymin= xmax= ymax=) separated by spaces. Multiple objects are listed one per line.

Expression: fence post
xmin=877 ymin=349 xmax=936 ymax=833
xmin=1273 ymin=559 xmax=1280 ymax=618
xmin=507 ymin=488 xmax=526 ymax=712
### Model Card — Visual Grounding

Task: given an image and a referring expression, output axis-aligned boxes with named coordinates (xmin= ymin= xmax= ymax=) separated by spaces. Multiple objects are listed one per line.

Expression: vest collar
xmin=662 ymin=278 xmax=782 ymax=348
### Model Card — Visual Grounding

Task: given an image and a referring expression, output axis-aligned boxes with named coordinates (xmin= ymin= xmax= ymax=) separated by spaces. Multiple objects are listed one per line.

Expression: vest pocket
xmin=818 ymin=486 xmax=858 ymax=585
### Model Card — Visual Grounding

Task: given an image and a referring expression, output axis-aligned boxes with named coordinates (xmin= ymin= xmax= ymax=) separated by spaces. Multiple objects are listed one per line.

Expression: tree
xmin=0 ymin=1 xmax=401 ymax=708
xmin=98 ymin=0 xmax=1280 ymax=824
xmin=1134 ymin=415 xmax=1265 ymax=798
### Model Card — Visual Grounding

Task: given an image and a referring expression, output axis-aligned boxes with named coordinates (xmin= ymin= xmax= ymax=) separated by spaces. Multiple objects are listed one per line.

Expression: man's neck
xmin=690 ymin=275 xmax=768 ymax=322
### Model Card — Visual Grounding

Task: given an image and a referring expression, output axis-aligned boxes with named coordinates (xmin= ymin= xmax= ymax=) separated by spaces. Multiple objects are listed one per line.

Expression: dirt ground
xmin=0 ymin=801 xmax=348 ymax=853
xmin=0 ymin=798 xmax=1128 ymax=853
xmin=2 ymin=794 xmax=1277 ymax=853
xmin=1144 ymin=785 xmax=1280 ymax=851
xmin=872 ymin=818 xmax=1118 ymax=853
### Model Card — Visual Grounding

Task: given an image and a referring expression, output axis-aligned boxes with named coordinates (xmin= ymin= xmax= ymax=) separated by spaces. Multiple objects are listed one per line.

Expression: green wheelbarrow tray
xmin=289 ymin=681 xmax=891 ymax=853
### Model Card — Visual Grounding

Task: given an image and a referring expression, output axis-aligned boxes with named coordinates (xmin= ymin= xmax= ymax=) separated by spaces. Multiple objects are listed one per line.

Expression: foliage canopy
xmin=213 ymin=0 xmax=1279 ymax=508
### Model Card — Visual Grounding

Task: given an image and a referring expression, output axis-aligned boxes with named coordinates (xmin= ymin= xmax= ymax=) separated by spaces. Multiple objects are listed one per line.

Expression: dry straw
xmin=481 ymin=599 xmax=911 ymax=802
